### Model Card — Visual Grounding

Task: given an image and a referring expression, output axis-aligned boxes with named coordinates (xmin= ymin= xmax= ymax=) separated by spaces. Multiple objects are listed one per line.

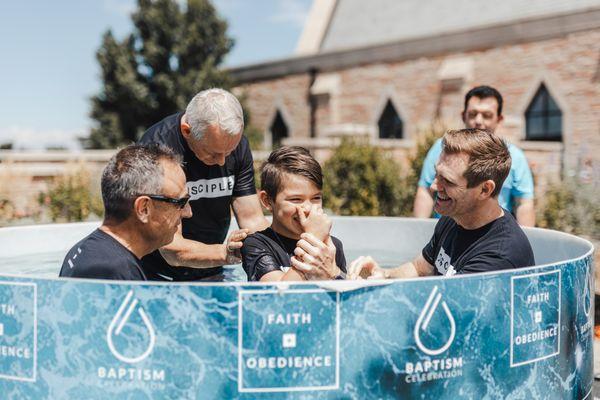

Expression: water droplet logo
xmin=107 ymin=291 xmax=156 ymax=364
xmin=414 ymin=286 xmax=456 ymax=356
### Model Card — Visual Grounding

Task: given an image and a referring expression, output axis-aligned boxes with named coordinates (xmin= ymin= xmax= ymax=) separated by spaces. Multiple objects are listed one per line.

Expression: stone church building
xmin=231 ymin=0 xmax=600 ymax=196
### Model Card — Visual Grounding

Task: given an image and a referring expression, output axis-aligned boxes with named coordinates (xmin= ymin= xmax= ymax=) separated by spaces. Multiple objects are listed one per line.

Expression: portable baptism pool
xmin=0 ymin=217 xmax=594 ymax=399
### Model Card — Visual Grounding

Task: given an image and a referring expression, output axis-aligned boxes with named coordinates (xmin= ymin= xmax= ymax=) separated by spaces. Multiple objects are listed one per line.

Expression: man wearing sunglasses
xmin=138 ymin=88 xmax=269 ymax=281
xmin=59 ymin=144 xmax=192 ymax=280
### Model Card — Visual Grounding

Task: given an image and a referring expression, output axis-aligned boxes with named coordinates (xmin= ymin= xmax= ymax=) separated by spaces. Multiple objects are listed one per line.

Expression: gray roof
xmin=320 ymin=0 xmax=600 ymax=52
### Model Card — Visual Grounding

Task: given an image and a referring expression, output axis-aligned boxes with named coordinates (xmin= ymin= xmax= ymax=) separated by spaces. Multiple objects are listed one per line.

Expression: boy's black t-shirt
xmin=422 ymin=211 xmax=535 ymax=275
xmin=241 ymin=227 xmax=347 ymax=282
xmin=138 ymin=112 xmax=257 ymax=281
xmin=59 ymin=229 xmax=146 ymax=281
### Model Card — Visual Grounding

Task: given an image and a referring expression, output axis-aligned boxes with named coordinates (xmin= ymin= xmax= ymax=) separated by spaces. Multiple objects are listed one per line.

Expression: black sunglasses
xmin=139 ymin=194 xmax=191 ymax=209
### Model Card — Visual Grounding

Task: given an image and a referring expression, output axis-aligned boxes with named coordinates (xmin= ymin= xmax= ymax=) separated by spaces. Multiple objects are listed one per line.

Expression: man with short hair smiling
xmin=59 ymin=144 xmax=192 ymax=280
xmin=298 ymin=129 xmax=535 ymax=280
xmin=139 ymin=88 xmax=269 ymax=281
xmin=414 ymin=85 xmax=535 ymax=226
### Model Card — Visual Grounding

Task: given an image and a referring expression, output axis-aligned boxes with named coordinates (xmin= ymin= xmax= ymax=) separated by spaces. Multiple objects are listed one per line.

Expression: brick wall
xmin=236 ymin=74 xmax=312 ymax=147
xmin=235 ymin=29 xmax=600 ymax=200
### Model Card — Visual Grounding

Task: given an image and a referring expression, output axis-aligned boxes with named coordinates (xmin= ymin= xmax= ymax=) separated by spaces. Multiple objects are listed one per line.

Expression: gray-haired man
xmin=138 ymin=88 xmax=269 ymax=281
xmin=60 ymin=144 xmax=192 ymax=280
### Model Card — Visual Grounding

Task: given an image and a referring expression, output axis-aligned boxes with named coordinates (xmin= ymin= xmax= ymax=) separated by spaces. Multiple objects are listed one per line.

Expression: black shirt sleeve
xmin=241 ymin=234 xmax=284 ymax=281
xmin=422 ymin=218 xmax=449 ymax=266
xmin=458 ymin=253 xmax=517 ymax=274
xmin=332 ymin=236 xmax=347 ymax=273
xmin=233 ymin=136 xmax=257 ymax=198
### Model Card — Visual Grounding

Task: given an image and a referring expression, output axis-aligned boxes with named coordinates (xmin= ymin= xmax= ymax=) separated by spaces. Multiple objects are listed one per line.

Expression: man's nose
xmin=474 ymin=113 xmax=484 ymax=126
xmin=430 ymin=178 xmax=439 ymax=193
xmin=182 ymin=202 xmax=193 ymax=219
xmin=215 ymin=154 xmax=226 ymax=166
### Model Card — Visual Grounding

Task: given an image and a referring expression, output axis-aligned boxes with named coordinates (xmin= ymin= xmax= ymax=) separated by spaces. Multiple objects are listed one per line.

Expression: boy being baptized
xmin=241 ymin=146 xmax=346 ymax=282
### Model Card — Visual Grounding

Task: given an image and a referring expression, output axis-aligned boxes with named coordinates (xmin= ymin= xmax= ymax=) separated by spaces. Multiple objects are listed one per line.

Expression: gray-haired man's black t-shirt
xmin=59 ymin=229 xmax=146 ymax=280
xmin=422 ymin=211 xmax=535 ymax=275
xmin=138 ymin=112 xmax=257 ymax=281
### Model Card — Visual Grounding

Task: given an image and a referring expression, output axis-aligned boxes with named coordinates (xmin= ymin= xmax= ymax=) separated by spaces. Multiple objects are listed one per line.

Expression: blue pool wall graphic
xmin=0 ymin=217 xmax=594 ymax=399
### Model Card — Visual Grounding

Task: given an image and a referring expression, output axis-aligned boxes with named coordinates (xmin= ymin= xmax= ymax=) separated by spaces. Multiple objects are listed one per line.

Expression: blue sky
xmin=0 ymin=0 xmax=312 ymax=149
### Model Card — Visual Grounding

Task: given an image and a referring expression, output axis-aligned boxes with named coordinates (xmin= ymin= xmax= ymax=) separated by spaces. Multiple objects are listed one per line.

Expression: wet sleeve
xmin=332 ymin=237 xmax=347 ymax=273
xmin=69 ymin=263 xmax=131 ymax=280
xmin=458 ymin=253 xmax=516 ymax=274
xmin=417 ymin=139 xmax=442 ymax=188
xmin=233 ymin=136 xmax=258 ymax=198
xmin=510 ymin=147 xmax=534 ymax=199
xmin=241 ymin=235 xmax=282 ymax=281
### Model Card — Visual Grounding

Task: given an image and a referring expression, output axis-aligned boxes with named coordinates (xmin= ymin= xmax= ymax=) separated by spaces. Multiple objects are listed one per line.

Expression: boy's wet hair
xmin=261 ymin=146 xmax=323 ymax=199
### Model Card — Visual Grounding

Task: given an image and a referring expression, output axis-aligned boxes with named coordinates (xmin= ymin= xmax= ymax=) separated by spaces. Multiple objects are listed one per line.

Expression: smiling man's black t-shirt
xmin=422 ymin=211 xmax=535 ymax=275
xmin=138 ymin=112 xmax=257 ymax=281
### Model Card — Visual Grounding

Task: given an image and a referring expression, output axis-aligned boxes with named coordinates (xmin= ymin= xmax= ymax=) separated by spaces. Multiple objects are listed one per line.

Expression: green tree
xmin=87 ymin=0 xmax=233 ymax=148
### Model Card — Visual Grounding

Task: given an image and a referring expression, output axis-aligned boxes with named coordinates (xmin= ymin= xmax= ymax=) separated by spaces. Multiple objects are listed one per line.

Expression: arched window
xmin=270 ymin=110 xmax=288 ymax=148
xmin=525 ymin=84 xmax=562 ymax=141
xmin=378 ymin=100 xmax=403 ymax=139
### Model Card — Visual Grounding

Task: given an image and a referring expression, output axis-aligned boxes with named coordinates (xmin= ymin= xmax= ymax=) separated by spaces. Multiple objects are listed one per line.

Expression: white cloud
xmin=269 ymin=0 xmax=311 ymax=28
xmin=0 ymin=126 xmax=84 ymax=151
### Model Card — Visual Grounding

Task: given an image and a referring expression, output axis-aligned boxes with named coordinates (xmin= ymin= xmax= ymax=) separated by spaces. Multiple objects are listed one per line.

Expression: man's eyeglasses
xmin=139 ymin=194 xmax=191 ymax=209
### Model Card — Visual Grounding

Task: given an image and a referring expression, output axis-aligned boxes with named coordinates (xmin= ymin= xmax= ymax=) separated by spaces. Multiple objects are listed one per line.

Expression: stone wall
xmin=0 ymin=151 xmax=114 ymax=219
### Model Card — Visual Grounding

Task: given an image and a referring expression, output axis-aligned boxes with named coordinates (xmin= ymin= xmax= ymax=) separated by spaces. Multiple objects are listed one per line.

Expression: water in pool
xmin=1 ymin=250 xmax=409 ymax=280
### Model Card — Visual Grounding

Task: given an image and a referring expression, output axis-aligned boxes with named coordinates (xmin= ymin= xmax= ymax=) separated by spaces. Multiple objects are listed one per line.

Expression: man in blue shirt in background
xmin=413 ymin=85 xmax=535 ymax=226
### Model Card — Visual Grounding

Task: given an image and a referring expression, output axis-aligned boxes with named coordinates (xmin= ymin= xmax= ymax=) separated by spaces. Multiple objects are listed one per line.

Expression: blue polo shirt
xmin=418 ymin=138 xmax=534 ymax=216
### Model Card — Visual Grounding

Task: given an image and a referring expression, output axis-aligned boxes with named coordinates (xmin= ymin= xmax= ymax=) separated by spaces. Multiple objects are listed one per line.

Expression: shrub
xmin=322 ymin=121 xmax=446 ymax=217
xmin=537 ymin=179 xmax=599 ymax=239
xmin=406 ymin=121 xmax=446 ymax=190
xmin=39 ymin=170 xmax=103 ymax=222
xmin=399 ymin=121 xmax=446 ymax=216
xmin=0 ymin=198 xmax=16 ymax=226
xmin=323 ymin=138 xmax=406 ymax=216
xmin=245 ymin=125 xmax=265 ymax=151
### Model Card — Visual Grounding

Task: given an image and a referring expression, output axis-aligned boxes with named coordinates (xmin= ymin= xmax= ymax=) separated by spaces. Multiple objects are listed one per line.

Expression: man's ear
xmin=480 ymin=180 xmax=496 ymax=199
xmin=461 ymin=110 xmax=467 ymax=124
xmin=133 ymin=196 xmax=151 ymax=223
xmin=497 ymin=114 xmax=504 ymax=125
xmin=258 ymin=190 xmax=272 ymax=211
xmin=180 ymin=115 xmax=192 ymax=139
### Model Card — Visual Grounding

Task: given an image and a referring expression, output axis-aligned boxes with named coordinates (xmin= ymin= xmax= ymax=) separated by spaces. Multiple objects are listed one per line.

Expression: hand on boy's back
xmin=224 ymin=229 xmax=249 ymax=264
xmin=297 ymin=204 xmax=332 ymax=242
